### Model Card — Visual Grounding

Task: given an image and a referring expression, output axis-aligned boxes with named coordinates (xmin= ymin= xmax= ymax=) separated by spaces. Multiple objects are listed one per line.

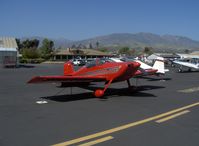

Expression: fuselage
xmin=71 ymin=61 xmax=140 ymax=82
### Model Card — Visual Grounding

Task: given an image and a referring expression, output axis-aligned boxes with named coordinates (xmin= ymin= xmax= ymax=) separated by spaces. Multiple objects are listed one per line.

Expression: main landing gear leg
xmin=127 ymin=79 xmax=137 ymax=90
xmin=94 ymin=80 xmax=113 ymax=98
xmin=127 ymin=79 xmax=131 ymax=88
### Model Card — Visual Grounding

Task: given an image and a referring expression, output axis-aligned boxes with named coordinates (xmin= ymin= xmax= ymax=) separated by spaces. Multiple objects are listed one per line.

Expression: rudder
xmin=64 ymin=61 xmax=74 ymax=75
xmin=152 ymin=57 xmax=165 ymax=74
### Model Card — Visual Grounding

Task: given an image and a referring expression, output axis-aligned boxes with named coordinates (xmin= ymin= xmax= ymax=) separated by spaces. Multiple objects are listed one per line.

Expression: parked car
xmin=72 ymin=59 xmax=86 ymax=66
xmin=72 ymin=59 xmax=81 ymax=65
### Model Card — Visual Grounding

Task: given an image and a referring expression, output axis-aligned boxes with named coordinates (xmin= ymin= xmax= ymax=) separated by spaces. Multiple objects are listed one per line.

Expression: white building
xmin=177 ymin=52 xmax=199 ymax=59
xmin=0 ymin=37 xmax=18 ymax=67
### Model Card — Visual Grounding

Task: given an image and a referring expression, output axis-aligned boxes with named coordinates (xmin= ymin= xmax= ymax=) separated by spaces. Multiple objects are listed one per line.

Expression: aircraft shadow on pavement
xmin=41 ymin=92 xmax=94 ymax=102
xmin=2 ymin=64 xmax=34 ymax=69
xmin=18 ymin=64 xmax=35 ymax=68
xmin=40 ymin=85 xmax=164 ymax=102
xmin=137 ymin=76 xmax=172 ymax=81
xmin=104 ymin=85 xmax=164 ymax=98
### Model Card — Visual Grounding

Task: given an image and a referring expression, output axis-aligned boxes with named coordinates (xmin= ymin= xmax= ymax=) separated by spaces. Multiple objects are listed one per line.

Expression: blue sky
xmin=0 ymin=0 xmax=199 ymax=40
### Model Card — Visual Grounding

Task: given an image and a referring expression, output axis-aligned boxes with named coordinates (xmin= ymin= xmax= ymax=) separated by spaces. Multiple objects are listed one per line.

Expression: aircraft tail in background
xmin=152 ymin=57 xmax=169 ymax=74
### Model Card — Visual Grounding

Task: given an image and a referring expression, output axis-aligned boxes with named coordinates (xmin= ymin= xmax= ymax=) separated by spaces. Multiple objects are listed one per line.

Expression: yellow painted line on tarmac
xmin=178 ymin=86 xmax=199 ymax=93
xmin=52 ymin=102 xmax=199 ymax=146
xmin=78 ymin=136 xmax=113 ymax=146
xmin=155 ymin=110 xmax=190 ymax=123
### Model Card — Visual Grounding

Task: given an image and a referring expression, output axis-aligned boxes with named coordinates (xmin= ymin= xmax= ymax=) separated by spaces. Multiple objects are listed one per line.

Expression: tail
xmin=64 ymin=61 xmax=74 ymax=75
xmin=152 ymin=57 xmax=166 ymax=74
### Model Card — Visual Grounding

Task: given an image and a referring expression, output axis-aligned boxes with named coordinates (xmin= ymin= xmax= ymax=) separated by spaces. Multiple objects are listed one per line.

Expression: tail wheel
xmin=94 ymin=89 xmax=104 ymax=98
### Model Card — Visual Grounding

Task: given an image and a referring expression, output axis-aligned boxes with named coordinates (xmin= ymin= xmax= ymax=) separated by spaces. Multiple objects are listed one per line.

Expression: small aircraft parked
xmin=135 ymin=57 xmax=169 ymax=76
xmin=28 ymin=58 xmax=140 ymax=98
xmin=109 ymin=57 xmax=169 ymax=76
xmin=173 ymin=58 xmax=199 ymax=72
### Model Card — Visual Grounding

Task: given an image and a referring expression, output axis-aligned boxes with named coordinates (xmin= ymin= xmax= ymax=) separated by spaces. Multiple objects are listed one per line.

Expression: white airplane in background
xmin=173 ymin=58 xmax=199 ymax=72
xmin=110 ymin=57 xmax=169 ymax=75
xmin=135 ymin=57 xmax=169 ymax=75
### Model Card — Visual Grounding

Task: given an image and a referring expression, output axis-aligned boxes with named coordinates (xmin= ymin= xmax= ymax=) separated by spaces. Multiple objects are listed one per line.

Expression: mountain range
xmin=21 ymin=33 xmax=199 ymax=52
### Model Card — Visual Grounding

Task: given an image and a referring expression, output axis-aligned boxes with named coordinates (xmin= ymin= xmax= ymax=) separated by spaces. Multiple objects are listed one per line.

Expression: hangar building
xmin=0 ymin=37 xmax=18 ymax=67
xmin=53 ymin=48 xmax=113 ymax=61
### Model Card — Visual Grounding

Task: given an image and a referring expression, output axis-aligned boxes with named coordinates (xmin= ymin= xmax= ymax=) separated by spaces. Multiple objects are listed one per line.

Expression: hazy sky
xmin=0 ymin=0 xmax=199 ymax=40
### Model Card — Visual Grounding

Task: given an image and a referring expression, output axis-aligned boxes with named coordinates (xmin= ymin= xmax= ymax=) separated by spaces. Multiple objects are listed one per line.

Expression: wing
xmin=27 ymin=75 xmax=107 ymax=84
xmin=135 ymin=60 xmax=152 ymax=69
xmin=173 ymin=61 xmax=191 ymax=67
xmin=174 ymin=61 xmax=198 ymax=69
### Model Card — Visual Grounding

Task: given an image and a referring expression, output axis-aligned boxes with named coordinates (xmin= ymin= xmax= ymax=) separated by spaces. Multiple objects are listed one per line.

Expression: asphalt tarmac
xmin=0 ymin=64 xmax=199 ymax=146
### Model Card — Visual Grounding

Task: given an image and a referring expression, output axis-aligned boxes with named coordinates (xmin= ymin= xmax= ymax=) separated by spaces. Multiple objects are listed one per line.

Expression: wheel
xmin=94 ymin=89 xmax=104 ymax=98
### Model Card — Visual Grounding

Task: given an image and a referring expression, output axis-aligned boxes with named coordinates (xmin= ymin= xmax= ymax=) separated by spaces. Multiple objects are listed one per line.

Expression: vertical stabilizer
xmin=64 ymin=61 xmax=74 ymax=75
xmin=152 ymin=57 xmax=165 ymax=74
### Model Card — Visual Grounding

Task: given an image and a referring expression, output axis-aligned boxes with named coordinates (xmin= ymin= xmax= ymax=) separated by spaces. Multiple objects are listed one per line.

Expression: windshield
xmin=85 ymin=58 xmax=112 ymax=68
xmin=191 ymin=58 xmax=199 ymax=64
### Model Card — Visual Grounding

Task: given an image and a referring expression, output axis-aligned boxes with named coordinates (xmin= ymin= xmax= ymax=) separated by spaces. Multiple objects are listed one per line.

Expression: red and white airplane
xmin=110 ymin=57 xmax=169 ymax=76
xmin=28 ymin=58 xmax=140 ymax=98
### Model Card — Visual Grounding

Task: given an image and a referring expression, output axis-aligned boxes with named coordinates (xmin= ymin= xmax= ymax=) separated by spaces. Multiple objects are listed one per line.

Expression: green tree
xmin=143 ymin=47 xmax=153 ymax=55
xmin=99 ymin=48 xmax=108 ymax=52
xmin=22 ymin=39 xmax=30 ymax=48
xmin=22 ymin=48 xmax=40 ymax=59
xmin=21 ymin=39 xmax=39 ymax=49
xmin=31 ymin=39 xmax=39 ymax=48
xmin=40 ymin=38 xmax=54 ymax=59
xmin=20 ymin=39 xmax=40 ymax=59
xmin=119 ymin=47 xmax=130 ymax=55
xmin=16 ymin=38 xmax=23 ymax=52
xmin=129 ymin=48 xmax=136 ymax=55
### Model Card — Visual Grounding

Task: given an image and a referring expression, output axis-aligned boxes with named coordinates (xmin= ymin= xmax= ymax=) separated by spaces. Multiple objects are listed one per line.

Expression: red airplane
xmin=28 ymin=58 xmax=140 ymax=98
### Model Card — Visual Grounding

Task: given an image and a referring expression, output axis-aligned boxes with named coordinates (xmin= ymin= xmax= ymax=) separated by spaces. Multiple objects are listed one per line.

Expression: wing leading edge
xmin=27 ymin=75 xmax=107 ymax=84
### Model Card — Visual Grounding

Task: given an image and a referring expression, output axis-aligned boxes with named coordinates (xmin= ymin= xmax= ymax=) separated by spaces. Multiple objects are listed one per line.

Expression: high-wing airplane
xmin=109 ymin=57 xmax=169 ymax=76
xmin=173 ymin=58 xmax=199 ymax=72
xmin=28 ymin=58 xmax=140 ymax=98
